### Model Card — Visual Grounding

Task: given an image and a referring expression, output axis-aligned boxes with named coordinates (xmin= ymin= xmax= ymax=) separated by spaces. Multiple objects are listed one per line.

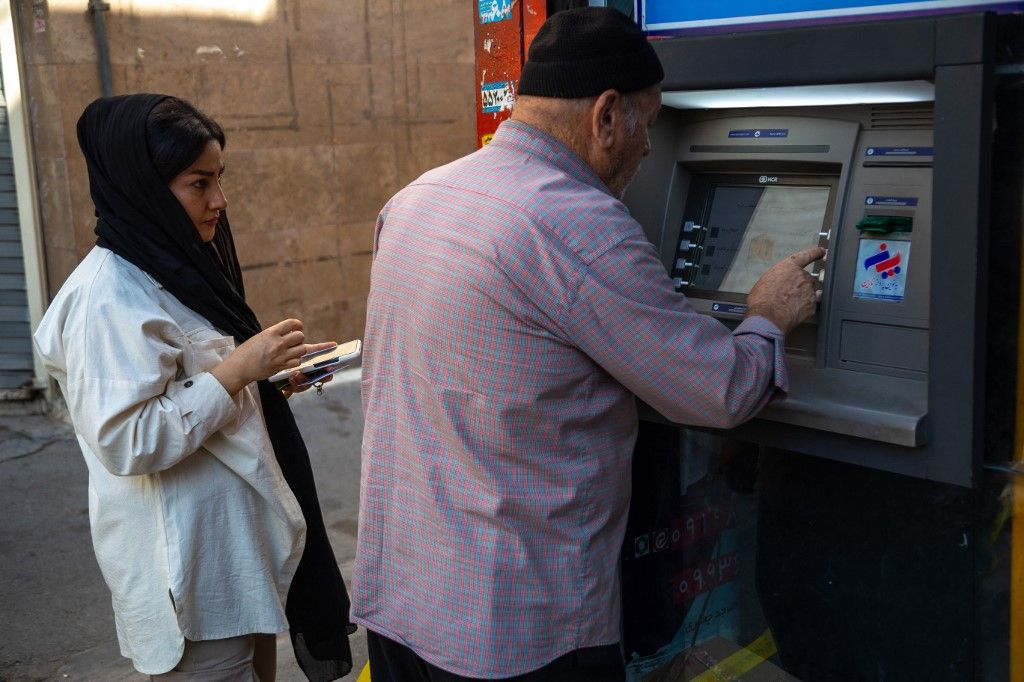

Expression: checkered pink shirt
xmin=352 ymin=120 xmax=787 ymax=677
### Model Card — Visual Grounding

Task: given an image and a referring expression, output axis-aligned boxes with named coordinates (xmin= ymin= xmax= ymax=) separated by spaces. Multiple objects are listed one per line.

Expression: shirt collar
xmin=489 ymin=120 xmax=611 ymax=197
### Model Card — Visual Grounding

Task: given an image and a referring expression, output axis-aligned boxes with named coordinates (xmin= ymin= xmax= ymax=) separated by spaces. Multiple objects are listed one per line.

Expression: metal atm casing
xmin=624 ymin=13 xmax=995 ymax=487
xmin=615 ymin=12 xmax=1019 ymax=681
xmin=632 ymin=109 xmax=931 ymax=440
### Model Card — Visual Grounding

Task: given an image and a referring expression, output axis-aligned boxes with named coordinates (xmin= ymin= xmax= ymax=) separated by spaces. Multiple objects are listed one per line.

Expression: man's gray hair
xmin=622 ymin=93 xmax=641 ymax=136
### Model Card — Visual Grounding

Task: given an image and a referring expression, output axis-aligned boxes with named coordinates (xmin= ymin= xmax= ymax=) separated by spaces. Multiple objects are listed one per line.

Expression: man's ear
xmin=590 ymin=89 xmax=621 ymax=150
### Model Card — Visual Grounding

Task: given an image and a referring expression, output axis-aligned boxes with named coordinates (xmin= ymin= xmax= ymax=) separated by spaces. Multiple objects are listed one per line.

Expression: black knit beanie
xmin=517 ymin=7 xmax=664 ymax=99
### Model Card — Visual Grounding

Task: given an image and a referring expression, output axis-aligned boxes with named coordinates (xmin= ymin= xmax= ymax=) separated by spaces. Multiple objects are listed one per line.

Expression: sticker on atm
xmin=728 ymin=128 xmax=788 ymax=138
xmin=711 ymin=302 xmax=748 ymax=315
xmin=865 ymin=146 xmax=933 ymax=157
xmin=865 ymin=196 xmax=918 ymax=207
xmin=854 ymin=239 xmax=911 ymax=302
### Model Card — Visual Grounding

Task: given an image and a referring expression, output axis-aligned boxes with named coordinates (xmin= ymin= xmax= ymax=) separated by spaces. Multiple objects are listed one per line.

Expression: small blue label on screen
xmin=865 ymin=146 xmax=933 ymax=157
xmin=865 ymin=196 xmax=918 ymax=207
xmin=728 ymin=129 xmax=789 ymax=139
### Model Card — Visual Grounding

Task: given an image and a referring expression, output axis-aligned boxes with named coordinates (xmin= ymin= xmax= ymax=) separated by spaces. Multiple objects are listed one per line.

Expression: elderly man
xmin=352 ymin=7 xmax=821 ymax=681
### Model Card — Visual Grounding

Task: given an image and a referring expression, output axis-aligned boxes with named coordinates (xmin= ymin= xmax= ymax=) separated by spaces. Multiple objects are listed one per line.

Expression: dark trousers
xmin=366 ymin=630 xmax=626 ymax=682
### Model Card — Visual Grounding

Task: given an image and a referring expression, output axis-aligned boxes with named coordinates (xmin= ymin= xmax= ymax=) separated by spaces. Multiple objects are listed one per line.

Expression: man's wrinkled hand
xmin=745 ymin=246 xmax=825 ymax=335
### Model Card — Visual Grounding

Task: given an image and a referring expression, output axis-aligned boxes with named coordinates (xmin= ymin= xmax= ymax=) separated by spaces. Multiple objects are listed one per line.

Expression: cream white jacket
xmin=33 ymin=247 xmax=306 ymax=675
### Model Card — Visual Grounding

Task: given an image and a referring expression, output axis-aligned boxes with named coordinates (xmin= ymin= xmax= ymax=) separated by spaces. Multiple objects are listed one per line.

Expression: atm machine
xmin=618 ymin=11 xmax=1024 ymax=681
xmin=644 ymin=113 xmax=931 ymax=451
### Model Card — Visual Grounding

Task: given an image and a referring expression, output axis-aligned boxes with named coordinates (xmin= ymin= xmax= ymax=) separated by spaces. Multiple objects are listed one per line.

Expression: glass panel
xmin=623 ymin=421 xmax=1016 ymax=680
xmin=688 ymin=185 xmax=830 ymax=295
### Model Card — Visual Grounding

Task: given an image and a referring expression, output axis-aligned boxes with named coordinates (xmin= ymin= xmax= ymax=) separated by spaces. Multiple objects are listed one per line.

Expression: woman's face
xmin=168 ymin=139 xmax=226 ymax=243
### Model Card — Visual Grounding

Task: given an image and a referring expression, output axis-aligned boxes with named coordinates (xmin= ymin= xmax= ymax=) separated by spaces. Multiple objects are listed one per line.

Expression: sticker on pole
xmin=854 ymin=239 xmax=911 ymax=302
xmin=478 ymin=0 xmax=512 ymax=23
xmin=481 ymin=81 xmax=515 ymax=113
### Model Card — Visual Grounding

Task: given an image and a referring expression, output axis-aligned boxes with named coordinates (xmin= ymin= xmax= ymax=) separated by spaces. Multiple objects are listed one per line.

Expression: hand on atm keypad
xmin=745 ymin=246 xmax=825 ymax=336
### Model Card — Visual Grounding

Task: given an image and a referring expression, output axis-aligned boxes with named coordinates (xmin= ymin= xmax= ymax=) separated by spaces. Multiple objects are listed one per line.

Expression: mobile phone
xmin=268 ymin=339 xmax=361 ymax=387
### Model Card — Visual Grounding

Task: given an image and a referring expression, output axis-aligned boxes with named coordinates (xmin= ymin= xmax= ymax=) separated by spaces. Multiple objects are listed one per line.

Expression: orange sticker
xmin=481 ymin=133 xmax=494 ymax=146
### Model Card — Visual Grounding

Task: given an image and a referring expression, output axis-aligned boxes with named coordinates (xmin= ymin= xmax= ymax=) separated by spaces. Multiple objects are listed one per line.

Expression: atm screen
xmin=676 ymin=175 xmax=836 ymax=299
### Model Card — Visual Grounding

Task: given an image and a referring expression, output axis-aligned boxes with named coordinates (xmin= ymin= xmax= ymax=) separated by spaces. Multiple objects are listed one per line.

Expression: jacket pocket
xmin=182 ymin=331 xmax=235 ymax=377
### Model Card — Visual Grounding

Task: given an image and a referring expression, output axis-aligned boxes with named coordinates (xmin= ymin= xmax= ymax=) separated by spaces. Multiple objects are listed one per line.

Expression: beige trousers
xmin=150 ymin=633 xmax=277 ymax=682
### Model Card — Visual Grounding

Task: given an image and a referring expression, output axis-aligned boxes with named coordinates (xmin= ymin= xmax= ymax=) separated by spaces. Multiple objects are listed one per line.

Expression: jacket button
xmin=184 ymin=380 xmax=194 ymax=388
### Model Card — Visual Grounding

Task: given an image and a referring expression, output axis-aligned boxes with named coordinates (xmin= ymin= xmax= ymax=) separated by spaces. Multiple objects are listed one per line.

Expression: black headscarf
xmin=77 ymin=94 xmax=353 ymax=681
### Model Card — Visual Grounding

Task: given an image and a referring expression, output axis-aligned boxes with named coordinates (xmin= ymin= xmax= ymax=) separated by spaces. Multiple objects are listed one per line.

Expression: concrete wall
xmin=15 ymin=0 xmax=476 ymax=342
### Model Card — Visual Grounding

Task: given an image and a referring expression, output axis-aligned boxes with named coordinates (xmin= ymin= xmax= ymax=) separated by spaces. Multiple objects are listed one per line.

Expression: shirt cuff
xmin=733 ymin=315 xmax=789 ymax=396
xmin=165 ymin=371 xmax=242 ymax=441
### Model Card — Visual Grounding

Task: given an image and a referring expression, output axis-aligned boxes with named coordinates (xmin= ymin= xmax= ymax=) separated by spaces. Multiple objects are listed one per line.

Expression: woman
xmin=33 ymin=94 xmax=353 ymax=681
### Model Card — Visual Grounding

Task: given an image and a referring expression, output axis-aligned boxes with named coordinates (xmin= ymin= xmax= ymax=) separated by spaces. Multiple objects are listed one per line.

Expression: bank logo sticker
xmin=854 ymin=239 xmax=911 ymax=302
xmin=481 ymin=81 xmax=515 ymax=113
xmin=479 ymin=0 xmax=512 ymax=24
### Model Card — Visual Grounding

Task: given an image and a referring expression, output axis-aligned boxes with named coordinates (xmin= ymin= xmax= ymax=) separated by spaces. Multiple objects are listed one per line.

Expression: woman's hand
xmin=280 ymin=372 xmax=334 ymax=399
xmin=210 ymin=319 xmax=336 ymax=397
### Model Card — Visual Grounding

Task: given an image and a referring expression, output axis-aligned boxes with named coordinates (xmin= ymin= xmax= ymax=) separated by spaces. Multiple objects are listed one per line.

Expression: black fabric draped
xmin=77 ymin=94 xmax=353 ymax=681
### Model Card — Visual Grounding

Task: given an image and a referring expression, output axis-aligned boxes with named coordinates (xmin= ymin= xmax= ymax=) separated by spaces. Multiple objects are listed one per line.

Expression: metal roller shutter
xmin=0 ymin=75 xmax=33 ymax=391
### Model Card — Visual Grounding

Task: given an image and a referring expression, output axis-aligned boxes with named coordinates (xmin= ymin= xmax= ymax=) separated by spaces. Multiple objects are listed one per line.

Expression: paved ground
xmin=0 ymin=368 xmax=368 ymax=682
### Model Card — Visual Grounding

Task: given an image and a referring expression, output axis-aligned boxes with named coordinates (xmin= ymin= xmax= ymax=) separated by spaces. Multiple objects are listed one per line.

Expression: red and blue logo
xmin=863 ymin=242 xmax=902 ymax=279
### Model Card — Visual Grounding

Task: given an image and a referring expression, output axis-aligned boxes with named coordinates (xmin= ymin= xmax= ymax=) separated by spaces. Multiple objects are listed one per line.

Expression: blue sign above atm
xmin=637 ymin=0 xmax=1024 ymax=34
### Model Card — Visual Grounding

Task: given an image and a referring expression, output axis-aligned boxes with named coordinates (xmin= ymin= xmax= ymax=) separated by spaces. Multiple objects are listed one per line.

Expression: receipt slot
xmin=624 ymin=13 xmax=1002 ymax=488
